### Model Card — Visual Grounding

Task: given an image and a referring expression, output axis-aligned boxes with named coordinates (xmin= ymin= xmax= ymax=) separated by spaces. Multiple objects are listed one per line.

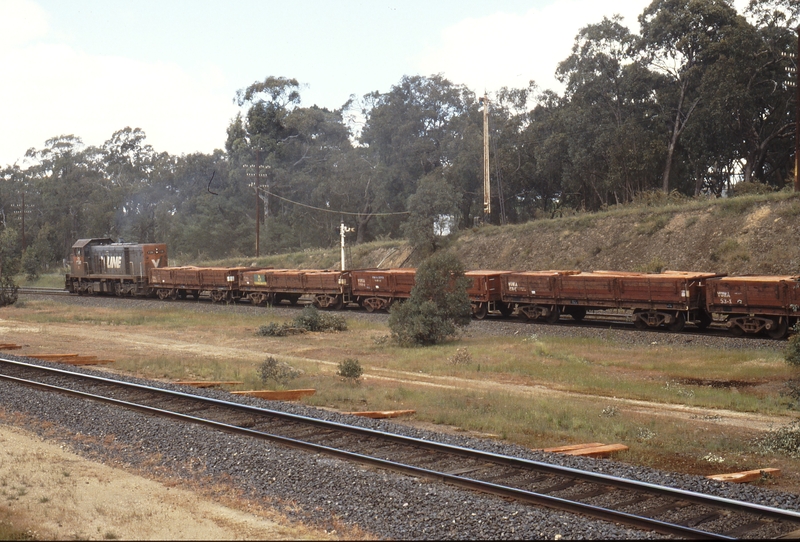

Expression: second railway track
xmin=2 ymin=357 xmax=800 ymax=539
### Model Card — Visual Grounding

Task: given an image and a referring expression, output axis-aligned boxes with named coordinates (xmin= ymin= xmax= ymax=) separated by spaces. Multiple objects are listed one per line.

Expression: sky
xmin=0 ymin=0 xmax=747 ymax=168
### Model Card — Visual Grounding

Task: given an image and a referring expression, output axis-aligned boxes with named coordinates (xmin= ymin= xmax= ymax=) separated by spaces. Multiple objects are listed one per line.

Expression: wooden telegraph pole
xmin=795 ymin=26 xmax=799 ymax=192
xmin=244 ymin=153 xmax=266 ymax=257
xmin=255 ymin=150 xmax=260 ymax=257
xmin=481 ymin=93 xmax=490 ymax=222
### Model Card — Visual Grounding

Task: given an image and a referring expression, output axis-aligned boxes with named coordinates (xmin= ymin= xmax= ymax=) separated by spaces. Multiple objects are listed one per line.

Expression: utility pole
xmin=255 ymin=149 xmax=261 ymax=257
xmin=340 ymin=221 xmax=353 ymax=271
xmin=795 ymin=26 xmax=800 ymax=192
xmin=12 ymin=192 xmax=29 ymax=251
xmin=21 ymin=192 xmax=25 ymax=251
xmin=481 ymin=93 xmax=491 ymax=222
xmin=244 ymin=153 xmax=267 ymax=257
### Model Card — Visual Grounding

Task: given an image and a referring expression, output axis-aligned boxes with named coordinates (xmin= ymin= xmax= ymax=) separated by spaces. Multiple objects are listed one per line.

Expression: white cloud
xmin=0 ymin=1 xmax=237 ymax=167
xmin=0 ymin=0 xmax=48 ymax=51
xmin=417 ymin=0 xmax=648 ymax=96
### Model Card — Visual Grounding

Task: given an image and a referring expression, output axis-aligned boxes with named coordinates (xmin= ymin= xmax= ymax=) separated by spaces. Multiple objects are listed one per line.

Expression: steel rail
xmin=0 ymin=365 xmax=731 ymax=540
xmin=3 ymin=358 xmax=800 ymax=538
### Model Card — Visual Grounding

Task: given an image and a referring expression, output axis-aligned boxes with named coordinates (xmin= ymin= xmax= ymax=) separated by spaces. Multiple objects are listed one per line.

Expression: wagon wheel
xmin=545 ymin=306 xmax=561 ymax=324
xmin=568 ymin=307 xmax=586 ymax=322
xmin=631 ymin=309 xmax=648 ymax=329
xmin=157 ymin=289 xmax=171 ymax=301
xmin=114 ymin=282 xmax=123 ymax=296
xmin=363 ymin=297 xmax=381 ymax=313
xmin=473 ymin=303 xmax=489 ymax=320
xmin=210 ymin=291 xmax=223 ymax=303
xmin=191 ymin=290 xmax=200 ymax=300
xmin=169 ymin=289 xmax=179 ymax=301
xmin=178 ymin=289 xmax=188 ymax=300
xmin=695 ymin=311 xmax=712 ymax=330
xmin=498 ymin=302 xmax=514 ymax=318
xmin=668 ymin=312 xmax=685 ymax=333
xmin=768 ymin=317 xmax=789 ymax=339
xmin=729 ymin=323 xmax=745 ymax=336
xmin=332 ymin=295 xmax=345 ymax=311
xmin=518 ymin=307 xmax=531 ymax=322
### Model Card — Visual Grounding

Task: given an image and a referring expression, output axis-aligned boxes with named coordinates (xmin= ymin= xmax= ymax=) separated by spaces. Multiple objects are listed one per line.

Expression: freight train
xmin=65 ymin=238 xmax=800 ymax=339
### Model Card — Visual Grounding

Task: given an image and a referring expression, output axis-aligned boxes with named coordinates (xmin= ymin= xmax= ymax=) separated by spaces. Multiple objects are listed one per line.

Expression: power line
xmin=258 ymin=187 xmax=409 ymax=216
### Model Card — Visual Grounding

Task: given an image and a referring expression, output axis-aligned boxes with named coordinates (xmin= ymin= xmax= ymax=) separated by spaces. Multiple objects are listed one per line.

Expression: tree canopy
xmin=1 ymin=0 xmax=797 ymax=271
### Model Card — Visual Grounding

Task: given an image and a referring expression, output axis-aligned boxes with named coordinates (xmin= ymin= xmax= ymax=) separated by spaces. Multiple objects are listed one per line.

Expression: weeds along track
xmin=2 ymin=357 xmax=799 ymax=539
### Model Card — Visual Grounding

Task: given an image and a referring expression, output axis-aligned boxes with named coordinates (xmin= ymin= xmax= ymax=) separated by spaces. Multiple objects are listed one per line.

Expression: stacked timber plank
xmin=341 ymin=410 xmax=416 ymax=419
xmin=25 ymin=354 xmax=114 ymax=366
xmin=231 ymin=389 xmax=316 ymax=401
xmin=541 ymin=442 xmax=629 ymax=458
xmin=175 ymin=381 xmax=243 ymax=388
xmin=706 ymin=468 xmax=781 ymax=483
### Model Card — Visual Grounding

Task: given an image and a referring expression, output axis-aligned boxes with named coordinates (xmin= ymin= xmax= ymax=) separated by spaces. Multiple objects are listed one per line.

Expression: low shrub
xmin=448 ymin=347 xmax=473 ymax=365
xmin=785 ymin=323 xmax=800 ymax=367
xmin=257 ymin=356 xmax=301 ymax=385
xmin=294 ymin=306 xmax=347 ymax=332
xmin=337 ymin=358 xmax=363 ymax=381
xmin=257 ymin=306 xmax=347 ymax=337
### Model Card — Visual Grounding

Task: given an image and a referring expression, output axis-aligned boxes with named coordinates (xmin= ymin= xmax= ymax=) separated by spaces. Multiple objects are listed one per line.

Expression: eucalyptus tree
xmin=732 ymin=0 xmax=799 ymax=186
xmin=227 ymin=76 xmax=356 ymax=254
xmin=359 ymin=74 xmax=474 ymax=236
xmin=553 ymin=16 xmax=664 ymax=209
xmin=639 ymin=0 xmax=743 ymax=193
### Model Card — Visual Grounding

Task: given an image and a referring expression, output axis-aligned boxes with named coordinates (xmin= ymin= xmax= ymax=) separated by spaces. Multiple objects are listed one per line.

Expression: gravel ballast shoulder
xmin=3 ymin=353 xmax=800 ymax=540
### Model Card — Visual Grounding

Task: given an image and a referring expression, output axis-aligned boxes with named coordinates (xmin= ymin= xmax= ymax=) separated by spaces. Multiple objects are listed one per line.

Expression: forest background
xmin=1 ymin=0 xmax=798 ymax=277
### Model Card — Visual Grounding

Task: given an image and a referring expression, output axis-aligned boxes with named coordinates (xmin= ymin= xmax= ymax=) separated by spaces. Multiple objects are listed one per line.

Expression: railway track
xmin=2 ymin=357 xmax=799 ymax=539
xmin=17 ymin=286 xmax=70 ymax=296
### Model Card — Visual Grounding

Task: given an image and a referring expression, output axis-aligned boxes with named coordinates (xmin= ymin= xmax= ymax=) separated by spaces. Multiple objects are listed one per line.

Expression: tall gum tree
xmin=639 ymin=0 xmax=742 ymax=193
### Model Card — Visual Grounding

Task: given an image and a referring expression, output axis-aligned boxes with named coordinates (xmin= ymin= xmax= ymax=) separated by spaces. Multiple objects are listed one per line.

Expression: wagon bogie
xmin=361 ymin=296 xmax=392 ymax=313
xmin=631 ymin=309 xmax=686 ymax=331
xmin=517 ymin=304 xmax=554 ymax=322
xmin=312 ymin=293 xmax=345 ymax=310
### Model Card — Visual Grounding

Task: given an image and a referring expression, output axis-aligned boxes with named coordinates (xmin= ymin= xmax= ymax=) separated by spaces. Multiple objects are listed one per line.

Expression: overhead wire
xmin=258 ymin=187 xmax=409 ymax=216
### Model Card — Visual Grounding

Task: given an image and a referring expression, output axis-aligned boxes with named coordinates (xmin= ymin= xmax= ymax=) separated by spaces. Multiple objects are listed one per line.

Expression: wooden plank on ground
xmin=342 ymin=410 xmax=416 ymax=419
xmin=231 ymin=389 xmax=316 ymax=401
xmin=706 ymin=468 xmax=781 ymax=483
xmin=541 ymin=442 xmax=605 ymax=453
xmin=560 ymin=444 xmax=629 ymax=458
xmin=0 ymin=343 xmax=21 ymax=350
xmin=61 ymin=358 xmax=114 ymax=366
xmin=28 ymin=354 xmax=80 ymax=360
xmin=26 ymin=354 xmax=113 ymax=365
xmin=175 ymin=381 xmax=244 ymax=388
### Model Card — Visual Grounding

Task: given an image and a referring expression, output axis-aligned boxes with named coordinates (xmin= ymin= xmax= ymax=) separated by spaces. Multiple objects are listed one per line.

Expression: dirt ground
xmin=0 ymin=308 xmax=798 ymax=540
xmin=0 ymin=425 xmax=333 ymax=541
